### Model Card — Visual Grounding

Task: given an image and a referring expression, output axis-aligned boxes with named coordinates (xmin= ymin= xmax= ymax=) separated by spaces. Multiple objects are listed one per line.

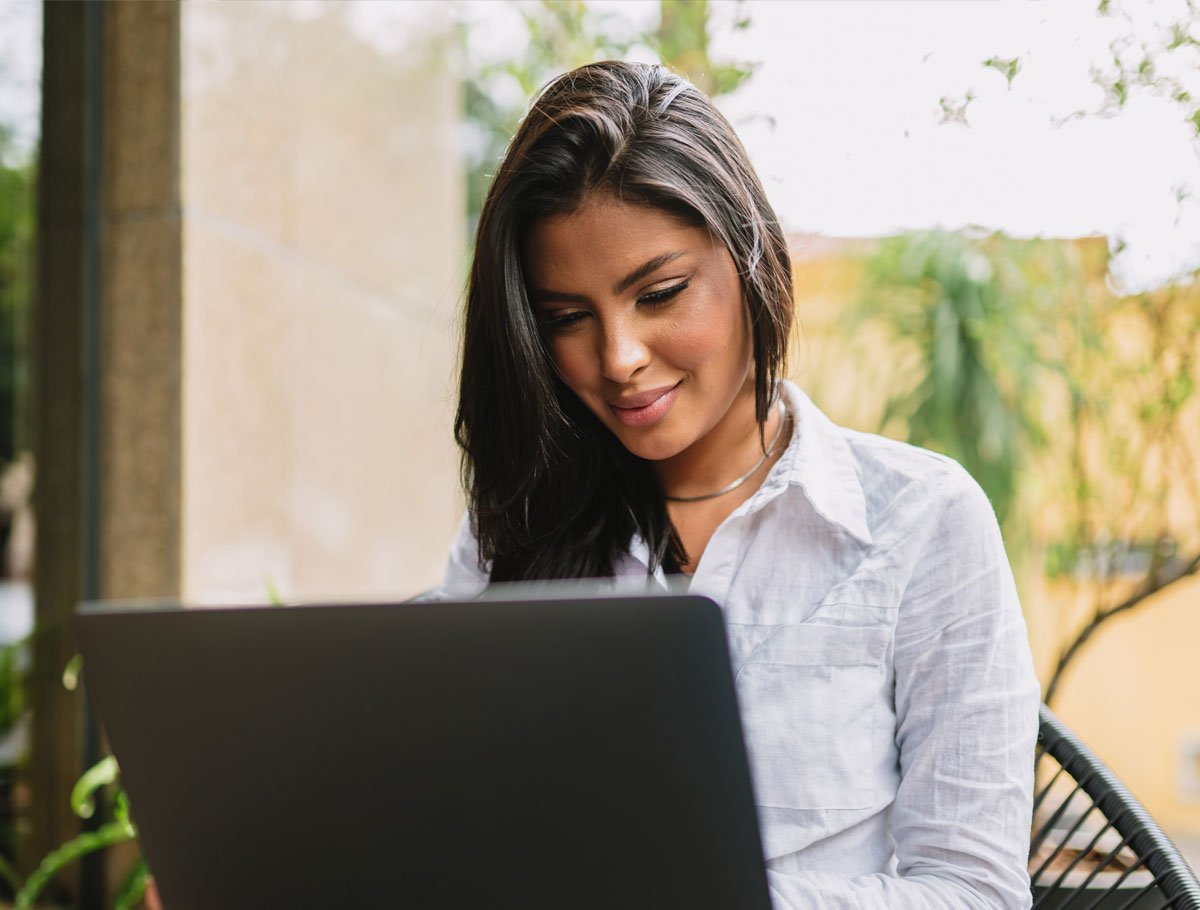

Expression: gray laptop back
xmin=76 ymin=594 xmax=772 ymax=910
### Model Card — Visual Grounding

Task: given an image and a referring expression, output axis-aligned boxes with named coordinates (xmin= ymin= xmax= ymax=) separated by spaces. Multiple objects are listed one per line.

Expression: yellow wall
xmin=1027 ymin=572 xmax=1200 ymax=835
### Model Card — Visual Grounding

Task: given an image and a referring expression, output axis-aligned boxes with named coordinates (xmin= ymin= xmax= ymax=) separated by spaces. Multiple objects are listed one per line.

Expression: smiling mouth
xmin=607 ymin=381 xmax=682 ymax=427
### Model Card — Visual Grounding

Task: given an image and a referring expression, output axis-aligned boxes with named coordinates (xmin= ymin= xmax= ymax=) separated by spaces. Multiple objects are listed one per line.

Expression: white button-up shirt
xmin=436 ymin=380 xmax=1040 ymax=909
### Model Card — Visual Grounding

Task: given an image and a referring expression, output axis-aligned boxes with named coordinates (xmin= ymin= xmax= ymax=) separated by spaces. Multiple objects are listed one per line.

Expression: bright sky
xmin=2 ymin=0 xmax=1196 ymax=291
xmin=708 ymin=0 xmax=1200 ymax=293
xmin=0 ymin=0 xmax=39 ymax=164
xmin=371 ymin=0 xmax=1200 ymax=292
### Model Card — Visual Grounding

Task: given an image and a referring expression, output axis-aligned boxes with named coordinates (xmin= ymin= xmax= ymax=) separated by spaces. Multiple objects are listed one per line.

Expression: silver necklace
xmin=665 ymin=404 xmax=790 ymax=503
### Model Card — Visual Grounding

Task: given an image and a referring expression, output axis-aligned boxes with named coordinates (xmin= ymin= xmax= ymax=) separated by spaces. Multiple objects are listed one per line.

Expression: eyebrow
xmin=613 ymin=250 xmax=687 ymax=295
xmin=530 ymin=250 xmax=688 ymax=305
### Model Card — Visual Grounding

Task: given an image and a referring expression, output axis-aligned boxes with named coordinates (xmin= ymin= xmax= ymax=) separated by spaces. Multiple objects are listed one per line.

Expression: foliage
xmin=850 ymin=228 xmax=1200 ymax=702
xmin=458 ymin=0 xmax=634 ymax=237
xmin=9 ymin=658 xmax=154 ymax=908
xmin=656 ymin=0 xmax=755 ymax=99
xmin=967 ymin=0 xmax=1200 ymax=287
xmin=70 ymin=755 xmax=120 ymax=820
xmin=968 ymin=0 xmax=1200 ymax=144
xmin=852 ymin=231 xmax=1060 ymax=530
xmin=0 ymin=638 xmax=26 ymax=735
xmin=0 ymin=638 xmax=28 ymax=894
xmin=1038 ymin=278 xmax=1200 ymax=703
xmin=13 ymin=758 xmax=142 ymax=910
xmin=1083 ymin=0 xmax=1200 ymax=140
xmin=982 ymin=56 xmax=1021 ymax=89
xmin=458 ymin=0 xmax=754 ymax=238
xmin=0 ymin=127 xmax=34 ymax=466
xmin=0 ymin=104 xmax=34 ymax=908
xmin=959 ymin=0 xmax=1200 ymax=695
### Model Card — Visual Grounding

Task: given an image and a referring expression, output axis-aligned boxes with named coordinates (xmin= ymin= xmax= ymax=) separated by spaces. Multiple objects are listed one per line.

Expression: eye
xmin=540 ymin=310 xmax=589 ymax=332
xmin=638 ymin=280 xmax=690 ymax=306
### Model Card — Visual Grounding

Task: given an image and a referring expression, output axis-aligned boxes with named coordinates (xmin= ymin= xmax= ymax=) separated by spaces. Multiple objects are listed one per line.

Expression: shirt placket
xmin=690 ymin=476 xmax=790 ymax=609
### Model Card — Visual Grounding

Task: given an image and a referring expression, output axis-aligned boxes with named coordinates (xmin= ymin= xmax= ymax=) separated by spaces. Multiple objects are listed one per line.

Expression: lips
xmin=607 ymin=381 xmax=682 ymax=427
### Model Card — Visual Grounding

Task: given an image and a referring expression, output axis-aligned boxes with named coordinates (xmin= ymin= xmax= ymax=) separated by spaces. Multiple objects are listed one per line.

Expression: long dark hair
xmin=455 ymin=61 xmax=793 ymax=582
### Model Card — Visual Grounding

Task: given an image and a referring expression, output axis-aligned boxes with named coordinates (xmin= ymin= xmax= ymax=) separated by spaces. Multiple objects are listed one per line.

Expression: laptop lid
xmin=75 ymin=594 xmax=772 ymax=910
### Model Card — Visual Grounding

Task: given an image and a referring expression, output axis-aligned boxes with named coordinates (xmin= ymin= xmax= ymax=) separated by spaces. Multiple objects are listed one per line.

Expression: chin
xmin=610 ymin=425 xmax=690 ymax=462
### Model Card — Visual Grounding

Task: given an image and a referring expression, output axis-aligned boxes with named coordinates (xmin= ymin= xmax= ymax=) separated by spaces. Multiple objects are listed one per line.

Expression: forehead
xmin=523 ymin=196 xmax=717 ymax=287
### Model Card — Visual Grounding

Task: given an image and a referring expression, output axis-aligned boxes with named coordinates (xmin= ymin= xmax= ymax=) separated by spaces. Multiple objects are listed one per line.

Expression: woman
xmin=441 ymin=60 xmax=1039 ymax=908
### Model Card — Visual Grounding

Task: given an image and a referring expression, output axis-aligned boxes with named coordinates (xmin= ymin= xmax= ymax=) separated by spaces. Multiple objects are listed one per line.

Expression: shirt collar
xmin=628 ymin=380 xmax=874 ymax=571
xmin=765 ymin=380 xmax=874 ymax=546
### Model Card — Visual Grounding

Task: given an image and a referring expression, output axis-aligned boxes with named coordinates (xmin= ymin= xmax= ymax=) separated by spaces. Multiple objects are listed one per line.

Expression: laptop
xmin=75 ymin=593 xmax=773 ymax=910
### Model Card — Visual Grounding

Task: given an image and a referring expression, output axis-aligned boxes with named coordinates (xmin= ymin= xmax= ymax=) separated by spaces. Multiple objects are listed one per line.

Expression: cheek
xmin=668 ymin=295 xmax=749 ymax=378
xmin=547 ymin=336 xmax=596 ymax=394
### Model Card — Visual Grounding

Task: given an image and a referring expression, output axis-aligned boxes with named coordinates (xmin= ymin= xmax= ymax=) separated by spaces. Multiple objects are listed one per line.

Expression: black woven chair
xmin=1031 ymin=704 xmax=1200 ymax=909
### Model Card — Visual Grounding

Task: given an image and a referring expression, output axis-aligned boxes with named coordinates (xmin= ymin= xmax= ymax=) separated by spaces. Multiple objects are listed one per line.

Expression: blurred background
xmin=0 ymin=0 xmax=1197 ymax=906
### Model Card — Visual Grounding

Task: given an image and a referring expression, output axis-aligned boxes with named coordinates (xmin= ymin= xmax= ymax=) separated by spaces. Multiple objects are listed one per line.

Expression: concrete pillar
xmin=31 ymin=0 xmax=181 ymax=901
xmin=29 ymin=0 xmax=92 ymax=893
xmin=98 ymin=1 xmax=183 ymax=602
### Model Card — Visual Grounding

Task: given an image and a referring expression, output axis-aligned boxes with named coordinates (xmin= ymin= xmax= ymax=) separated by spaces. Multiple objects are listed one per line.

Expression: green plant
xmin=0 ymin=635 xmax=30 ymax=894
xmin=6 ymin=655 xmax=149 ymax=907
xmin=458 ymin=0 xmax=755 ymax=239
xmin=13 ymin=756 xmax=147 ymax=910
xmin=0 ymin=127 xmax=34 ymax=466
xmin=1038 ymin=279 xmax=1200 ymax=704
xmin=850 ymin=230 xmax=1059 ymax=530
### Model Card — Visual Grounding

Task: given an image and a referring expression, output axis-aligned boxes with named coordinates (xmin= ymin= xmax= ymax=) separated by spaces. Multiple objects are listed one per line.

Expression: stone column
xmin=29 ymin=0 xmax=91 ymax=892
xmin=31 ymin=1 xmax=182 ymax=902
xmin=98 ymin=2 xmax=184 ymax=602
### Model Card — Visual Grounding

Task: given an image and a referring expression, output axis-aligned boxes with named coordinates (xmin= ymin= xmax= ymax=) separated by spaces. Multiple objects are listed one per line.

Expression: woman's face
xmin=524 ymin=194 xmax=754 ymax=462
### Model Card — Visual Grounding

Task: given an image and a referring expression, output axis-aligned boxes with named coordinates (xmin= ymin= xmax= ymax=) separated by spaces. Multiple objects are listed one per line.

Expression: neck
xmin=654 ymin=380 xmax=783 ymax=501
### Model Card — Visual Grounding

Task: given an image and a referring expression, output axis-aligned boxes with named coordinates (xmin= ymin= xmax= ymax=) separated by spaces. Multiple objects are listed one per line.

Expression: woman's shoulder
xmin=787 ymin=395 xmax=1021 ymax=635
xmin=854 ymin=429 xmax=1001 ymax=555
xmin=783 ymin=382 xmax=996 ymax=538
xmin=843 ymin=424 xmax=980 ymax=504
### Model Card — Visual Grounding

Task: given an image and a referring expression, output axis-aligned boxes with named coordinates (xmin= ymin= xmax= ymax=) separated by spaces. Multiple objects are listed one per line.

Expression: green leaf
xmin=14 ymin=819 xmax=137 ymax=910
xmin=62 ymin=653 xmax=83 ymax=691
xmin=0 ymin=852 xmax=22 ymax=892
xmin=1164 ymin=369 xmax=1194 ymax=411
xmin=113 ymin=857 xmax=152 ymax=910
xmin=71 ymin=755 xmax=120 ymax=820
xmin=1168 ymin=23 xmax=1199 ymax=50
xmin=1113 ymin=77 xmax=1128 ymax=106
xmin=982 ymin=56 xmax=1021 ymax=88
xmin=113 ymin=787 xmax=132 ymax=825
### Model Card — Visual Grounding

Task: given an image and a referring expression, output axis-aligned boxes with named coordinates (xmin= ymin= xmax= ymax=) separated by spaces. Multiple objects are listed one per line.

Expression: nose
xmin=597 ymin=315 xmax=651 ymax=384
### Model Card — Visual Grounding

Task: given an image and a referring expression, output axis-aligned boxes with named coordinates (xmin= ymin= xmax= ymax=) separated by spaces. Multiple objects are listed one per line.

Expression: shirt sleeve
xmin=765 ymin=465 xmax=1040 ymax=909
xmin=412 ymin=511 xmax=489 ymax=601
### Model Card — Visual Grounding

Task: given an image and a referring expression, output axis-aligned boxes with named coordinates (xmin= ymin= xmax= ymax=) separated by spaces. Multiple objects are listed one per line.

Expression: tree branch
xmin=1043 ymin=548 xmax=1200 ymax=706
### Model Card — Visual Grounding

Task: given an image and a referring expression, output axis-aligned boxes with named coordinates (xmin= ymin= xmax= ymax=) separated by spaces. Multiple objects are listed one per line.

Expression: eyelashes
xmin=540 ymin=280 xmax=691 ymax=332
xmin=542 ymin=311 xmax=588 ymax=330
xmin=638 ymin=280 xmax=690 ymax=305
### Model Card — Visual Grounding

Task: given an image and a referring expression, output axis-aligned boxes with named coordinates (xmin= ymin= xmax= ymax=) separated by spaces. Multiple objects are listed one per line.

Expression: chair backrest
xmin=1031 ymin=704 xmax=1200 ymax=909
